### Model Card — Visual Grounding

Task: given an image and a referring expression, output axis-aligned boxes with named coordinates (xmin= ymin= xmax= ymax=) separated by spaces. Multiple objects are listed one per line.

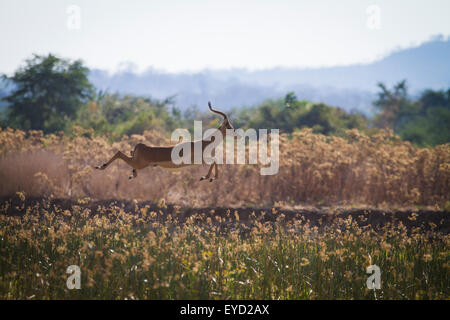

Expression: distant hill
xmin=89 ymin=38 xmax=450 ymax=114
xmin=234 ymin=37 xmax=450 ymax=90
xmin=1 ymin=38 xmax=449 ymax=116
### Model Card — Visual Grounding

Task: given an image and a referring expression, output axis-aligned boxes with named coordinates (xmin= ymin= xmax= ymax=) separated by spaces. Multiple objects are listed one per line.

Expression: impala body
xmin=95 ymin=102 xmax=234 ymax=181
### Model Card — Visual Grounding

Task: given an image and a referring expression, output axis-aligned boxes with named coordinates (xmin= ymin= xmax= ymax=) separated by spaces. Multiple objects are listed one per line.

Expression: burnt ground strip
xmin=1 ymin=196 xmax=449 ymax=235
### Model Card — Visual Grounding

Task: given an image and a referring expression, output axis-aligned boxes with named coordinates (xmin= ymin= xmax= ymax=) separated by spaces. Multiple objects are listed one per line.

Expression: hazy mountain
xmin=3 ymin=37 xmax=450 ymax=116
xmin=89 ymin=37 xmax=450 ymax=114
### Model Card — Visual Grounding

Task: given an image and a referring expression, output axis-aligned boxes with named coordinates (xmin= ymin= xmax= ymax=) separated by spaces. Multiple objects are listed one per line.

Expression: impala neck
xmin=202 ymin=125 xmax=227 ymax=148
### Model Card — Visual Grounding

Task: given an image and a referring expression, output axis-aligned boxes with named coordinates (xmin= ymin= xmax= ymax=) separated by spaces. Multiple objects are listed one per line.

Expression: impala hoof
xmin=95 ymin=163 xmax=106 ymax=170
xmin=209 ymin=178 xmax=215 ymax=182
xmin=200 ymin=176 xmax=206 ymax=181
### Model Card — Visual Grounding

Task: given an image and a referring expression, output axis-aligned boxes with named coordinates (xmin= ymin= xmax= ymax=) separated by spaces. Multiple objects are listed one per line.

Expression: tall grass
xmin=1 ymin=127 xmax=448 ymax=300
xmin=0 ymin=197 xmax=448 ymax=299
xmin=0 ymin=127 xmax=449 ymax=207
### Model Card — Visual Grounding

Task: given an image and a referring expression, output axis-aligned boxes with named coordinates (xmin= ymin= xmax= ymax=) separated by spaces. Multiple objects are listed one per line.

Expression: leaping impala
xmin=95 ymin=102 xmax=235 ymax=182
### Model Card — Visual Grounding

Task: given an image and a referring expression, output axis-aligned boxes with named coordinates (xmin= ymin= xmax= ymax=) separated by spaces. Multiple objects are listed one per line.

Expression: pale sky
xmin=1 ymin=0 xmax=449 ymax=74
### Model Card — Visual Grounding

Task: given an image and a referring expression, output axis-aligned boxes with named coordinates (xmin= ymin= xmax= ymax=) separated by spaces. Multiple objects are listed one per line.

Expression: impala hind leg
xmin=128 ymin=169 xmax=137 ymax=180
xmin=200 ymin=162 xmax=217 ymax=182
xmin=213 ymin=162 xmax=218 ymax=181
xmin=95 ymin=151 xmax=134 ymax=170
xmin=209 ymin=162 xmax=218 ymax=182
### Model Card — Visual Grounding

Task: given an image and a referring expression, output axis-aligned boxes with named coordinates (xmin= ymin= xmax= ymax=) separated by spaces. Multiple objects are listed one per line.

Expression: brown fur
xmin=95 ymin=103 xmax=234 ymax=181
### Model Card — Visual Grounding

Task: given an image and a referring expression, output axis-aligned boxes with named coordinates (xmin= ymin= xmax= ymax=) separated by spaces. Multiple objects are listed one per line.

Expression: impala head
xmin=208 ymin=101 xmax=235 ymax=136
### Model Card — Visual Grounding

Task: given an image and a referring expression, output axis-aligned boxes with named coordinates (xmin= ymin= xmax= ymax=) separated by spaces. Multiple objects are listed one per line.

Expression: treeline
xmin=373 ymin=81 xmax=450 ymax=147
xmin=233 ymin=92 xmax=370 ymax=137
xmin=233 ymin=84 xmax=450 ymax=147
xmin=1 ymin=54 xmax=449 ymax=147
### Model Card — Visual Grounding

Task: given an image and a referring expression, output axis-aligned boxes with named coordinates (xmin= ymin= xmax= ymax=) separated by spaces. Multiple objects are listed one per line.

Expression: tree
xmin=374 ymin=81 xmax=450 ymax=146
xmin=399 ymin=88 xmax=450 ymax=146
xmin=239 ymin=93 xmax=369 ymax=136
xmin=419 ymin=89 xmax=450 ymax=115
xmin=284 ymin=91 xmax=298 ymax=107
xmin=1 ymin=54 xmax=94 ymax=132
xmin=73 ymin=93 xmax=184 ymax=139
xmin=373 ymin=80 xmax=415 ymax=131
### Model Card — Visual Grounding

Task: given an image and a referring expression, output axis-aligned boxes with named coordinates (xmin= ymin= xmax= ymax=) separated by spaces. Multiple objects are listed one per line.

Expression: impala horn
xmin=208 ymin=101 xmax=228 ymax=120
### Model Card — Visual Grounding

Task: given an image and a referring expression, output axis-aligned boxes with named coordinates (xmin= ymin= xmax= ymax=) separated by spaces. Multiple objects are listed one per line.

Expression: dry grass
xmin=1 ymin=127 xmax=448 ymax=300
xmin=0 ymin=196 xmax=448 ymax=299
xmin=0 ymin=127 xmax=448 ymax=207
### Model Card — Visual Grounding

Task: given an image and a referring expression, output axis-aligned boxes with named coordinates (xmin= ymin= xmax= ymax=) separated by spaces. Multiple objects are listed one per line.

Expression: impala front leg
xmin=200 ymin=162 xmax=216 ymax=182
xmin=129 ymin=169 xmax=137 ymax=180
xmin=205 ymin=162 xmax=218 ymax=182
xmin=213 ymin=162 xmax=218 ymax=181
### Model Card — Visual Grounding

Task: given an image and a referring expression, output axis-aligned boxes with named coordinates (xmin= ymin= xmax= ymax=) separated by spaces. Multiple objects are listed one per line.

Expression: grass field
xmin=0 ymin=196 xmax=448 ymax=300
xmin=0 ymin=128 xmax=449 ymax=299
